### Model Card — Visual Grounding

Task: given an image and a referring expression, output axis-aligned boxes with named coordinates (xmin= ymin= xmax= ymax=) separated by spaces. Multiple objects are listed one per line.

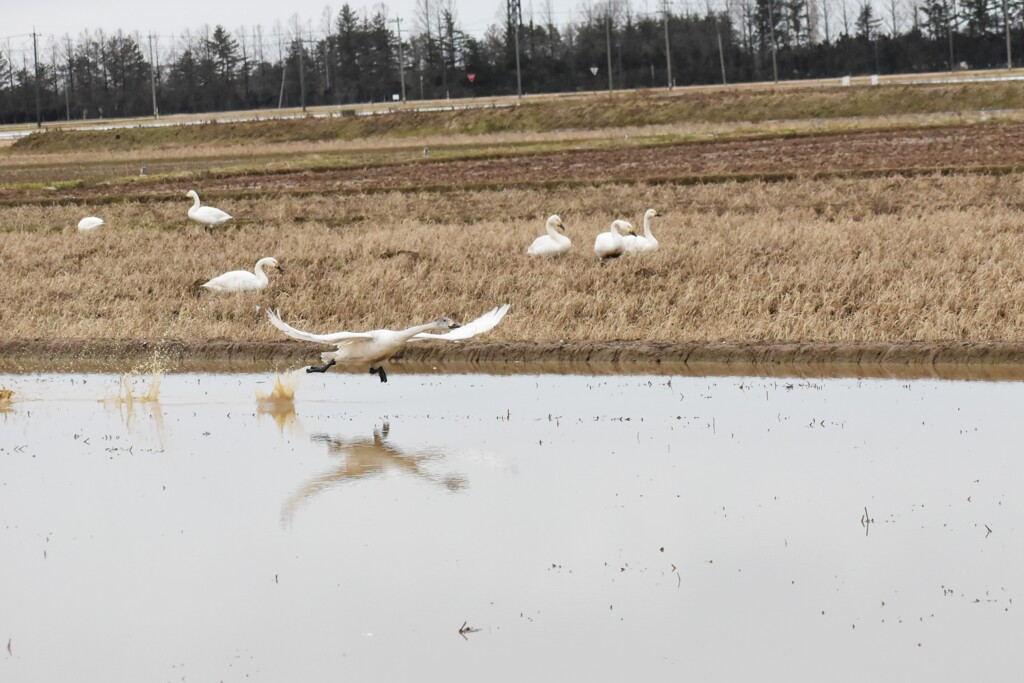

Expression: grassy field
xmin=2 ymin=173 xmax=1023 ymax=346
xmin=3 ymin=83 xmax=1024 ymax=364
xmin=11 ymin=82 xmax=1024 ymax=153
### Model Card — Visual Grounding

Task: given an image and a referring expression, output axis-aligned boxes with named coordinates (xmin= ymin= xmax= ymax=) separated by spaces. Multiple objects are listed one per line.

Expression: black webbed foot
xmin=369 ymin=367 xmax=388 ymax=383
xmin=306 ymin=359 xmax=336 ymax=373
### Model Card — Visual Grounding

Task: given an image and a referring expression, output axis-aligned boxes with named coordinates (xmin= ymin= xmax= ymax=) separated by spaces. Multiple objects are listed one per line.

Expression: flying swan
xmin=186 ymin=190 xmax=232 ymax=231
xmin=622 ymin=208 xmax=662 ymax=254
xmin=267 ymin=304 xmax=511 ymax=382
xmin=77 ymin=216 xmax=104 ymax=231
xmin=527 ymin=214 xmax=571 ymax=256
xmin=201 ymin=257 xmax=283 ymax=292
xmin=594 ymin=219 xmax=637 ymax=260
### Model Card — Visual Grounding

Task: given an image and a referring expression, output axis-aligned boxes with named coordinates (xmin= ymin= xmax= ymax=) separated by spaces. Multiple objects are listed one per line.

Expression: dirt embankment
xmin=6 ymin=122 xmax=1024 ymax=205
xmin=5 ymin=339 xmax=1024 ymax=379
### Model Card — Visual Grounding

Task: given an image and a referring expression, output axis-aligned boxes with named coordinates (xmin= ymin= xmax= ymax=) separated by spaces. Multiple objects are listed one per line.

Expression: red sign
xmin=467 ymin=73 xmax=476 ymax=83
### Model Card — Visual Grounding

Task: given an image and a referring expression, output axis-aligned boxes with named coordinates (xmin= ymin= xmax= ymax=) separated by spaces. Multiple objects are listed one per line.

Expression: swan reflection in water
xmin=281 ymin=422 xmax=466 ymax=525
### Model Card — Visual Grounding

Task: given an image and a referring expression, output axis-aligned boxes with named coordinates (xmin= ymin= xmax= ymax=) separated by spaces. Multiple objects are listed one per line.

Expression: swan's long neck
xmin=642 ymin=215 xmax=656 ymax=239
xmin=398 ymin=321 xmax=442 ymax=342
xmin=253 ymin=260 xmax=271 ymax=284
xmin=190 ymin=194 xmax=201 ymax=210
xmin=546 ymin=222 xmax=560 ymax=239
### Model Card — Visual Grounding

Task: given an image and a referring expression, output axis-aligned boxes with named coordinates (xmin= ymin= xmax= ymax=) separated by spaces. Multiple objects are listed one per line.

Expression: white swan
xmin=527 ymin=214 xmax=571 ymax=256
xmin=201 ymin=257 xmax=282 ymax=292
xmin=624 ymin=208 xmax=662 ymax=254
xmin=77 ymin=216 xmax=104 ymax=231
xmin=267 ymin=304 xmax=511 ymax=382
xmin=186 ymin=190 xmax=232 ymax=230
xmin=594 ymin=219 xmax=636 ymax=260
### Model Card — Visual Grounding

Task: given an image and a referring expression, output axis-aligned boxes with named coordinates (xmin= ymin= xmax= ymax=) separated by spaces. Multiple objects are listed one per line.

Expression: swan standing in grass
xmin=186 ymin=190 xmax=232 ymax=231
xmin=594 ymin=219 xmax=637 ymax=260
xmin=267 ymin=304 xmax=511 ymax=382
xmin=623 ymin=208 xmax=662 ymax=254
xmin=527 ymin=214 xmax=571 ymax=256
xmin=77 ymin=216 xmax=104 ymax=231
xmin=201 ymin=257 xmax=283 ymax=292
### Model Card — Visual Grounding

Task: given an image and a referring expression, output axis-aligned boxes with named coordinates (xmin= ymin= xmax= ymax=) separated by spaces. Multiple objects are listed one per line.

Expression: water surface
xmin=0 ymin=371 xmax=1020 ymax=681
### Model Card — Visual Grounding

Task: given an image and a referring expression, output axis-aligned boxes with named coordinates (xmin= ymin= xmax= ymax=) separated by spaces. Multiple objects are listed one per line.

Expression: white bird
xmin=77 ymin=216 xmax=104 ymax=231
xmin=186 ymin=190 xmax=232 ymax=231
xmin=594 ymin=219 xmax=637 ymax=260
xmin=201 ymin=257 xmax=283 ymax=292
xmin=267 ymin=304 xmax=511 ymax=382
xmin=622 ymin=208 xmax=662 ymax=254
xmin=527 ymin=214 xmax=571 ymax=256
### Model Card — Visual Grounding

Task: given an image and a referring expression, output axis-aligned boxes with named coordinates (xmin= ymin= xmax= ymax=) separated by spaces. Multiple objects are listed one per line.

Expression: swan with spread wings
xmin=266 ymin=304 xmax=510 ymax=382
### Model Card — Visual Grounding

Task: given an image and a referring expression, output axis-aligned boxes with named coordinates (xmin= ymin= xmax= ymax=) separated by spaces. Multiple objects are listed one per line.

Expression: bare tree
xmin=821 ymin=0 xmax=833 ymax=42
xmin=237 ymin=25 xmax=250 ymax=99
xmin=887 ymin=0 xmax=900 ymax=34
xmin=320 ymin=6 xmax=333 ymax=91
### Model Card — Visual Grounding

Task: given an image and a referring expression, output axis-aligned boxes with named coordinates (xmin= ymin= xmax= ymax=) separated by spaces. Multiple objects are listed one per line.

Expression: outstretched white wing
xmin=267 ymin=309 xmax=373 ymax=344
xmin=409 ymin=304 xmax=511 ymax=342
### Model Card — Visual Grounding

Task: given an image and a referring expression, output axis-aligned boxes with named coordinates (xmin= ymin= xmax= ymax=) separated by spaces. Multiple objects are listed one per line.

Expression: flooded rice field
xmin=0 ymin=370 xmax=1020 ymax=681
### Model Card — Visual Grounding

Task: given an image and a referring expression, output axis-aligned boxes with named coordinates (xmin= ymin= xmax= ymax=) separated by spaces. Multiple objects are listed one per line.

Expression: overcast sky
xmin=2 ymin=0 xmax=638 ymax=51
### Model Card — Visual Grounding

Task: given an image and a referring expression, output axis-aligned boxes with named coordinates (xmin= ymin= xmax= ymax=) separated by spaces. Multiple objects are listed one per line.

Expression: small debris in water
xmin=458 ymin=621 xmax=480 ymax=639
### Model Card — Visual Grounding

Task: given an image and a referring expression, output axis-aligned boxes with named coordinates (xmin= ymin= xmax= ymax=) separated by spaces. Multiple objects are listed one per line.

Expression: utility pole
xmin=392 ymin=17 xmax=407 ymax=102
xmin=32 ymin=30 xmax=41 ymax=128
xmin=717 ymin=28 xmax=727 ymax=85
xmin=662 ymin=2 xmax=673 ymax=89
xmin=947 ymin=0 xmax=955 ymax=72
xmin=63 ymin=70 xmax=70 ymax=120
xmin=606 ymin=14 xmax=614 ymax=93
xmin=298 ymin=36 xmax=306 ymax=111
xmin=1004 ymin=0 xmax=1013 ymax=69
xmin=508 ymin=0 xmax=523 ymax=99
xmin=148 ymin=34 xmax=159 ymax=118
xmin=277 ymin=34 xmax=287 ymax=108
xmin=767 ymin=2 xmax=779 ymax=83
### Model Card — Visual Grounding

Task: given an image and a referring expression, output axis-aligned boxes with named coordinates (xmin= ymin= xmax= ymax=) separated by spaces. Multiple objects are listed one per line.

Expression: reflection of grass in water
xmin=115 ymin=373 xmax=162 ymax=404
xmin=0 ymin=386 xmax=13 ymax=413
xmin=102 ymin=373 xmax=164 ymax=436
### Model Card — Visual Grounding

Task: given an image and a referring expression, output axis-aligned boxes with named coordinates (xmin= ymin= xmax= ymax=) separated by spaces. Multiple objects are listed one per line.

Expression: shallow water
xmin=0 ymin=371 xmax=1020 ymax=682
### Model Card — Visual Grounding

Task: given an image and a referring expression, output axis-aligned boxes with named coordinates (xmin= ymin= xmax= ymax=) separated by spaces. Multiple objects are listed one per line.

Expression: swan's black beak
xmin=276 ymin=265 xmax=284 ymax=274
xmin=449 ymin=323 xmax=462 ymax=330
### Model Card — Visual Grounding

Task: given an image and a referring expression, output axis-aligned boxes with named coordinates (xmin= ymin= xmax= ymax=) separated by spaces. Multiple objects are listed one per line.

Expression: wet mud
xmin=5 ymin=338 xmax=1024 ymax=380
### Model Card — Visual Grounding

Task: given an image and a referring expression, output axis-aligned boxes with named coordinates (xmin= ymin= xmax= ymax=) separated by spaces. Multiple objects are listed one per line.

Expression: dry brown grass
xmin=3 ymin=173 xmax=1024 ymax=344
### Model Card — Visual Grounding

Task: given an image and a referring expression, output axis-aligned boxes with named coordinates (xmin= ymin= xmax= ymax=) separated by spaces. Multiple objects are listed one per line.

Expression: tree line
xmin=2 ymin=0 xmax=1024 ymax=124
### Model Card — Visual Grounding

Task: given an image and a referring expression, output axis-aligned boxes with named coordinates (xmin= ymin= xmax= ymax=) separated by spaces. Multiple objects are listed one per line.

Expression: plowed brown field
xmin=4 ymin=121 xmax=1024 ymax=205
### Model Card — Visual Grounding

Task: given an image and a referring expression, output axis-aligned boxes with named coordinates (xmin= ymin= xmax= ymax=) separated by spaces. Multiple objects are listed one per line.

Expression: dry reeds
xmin=2 ymin=173 xmax=1024 ymax=345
